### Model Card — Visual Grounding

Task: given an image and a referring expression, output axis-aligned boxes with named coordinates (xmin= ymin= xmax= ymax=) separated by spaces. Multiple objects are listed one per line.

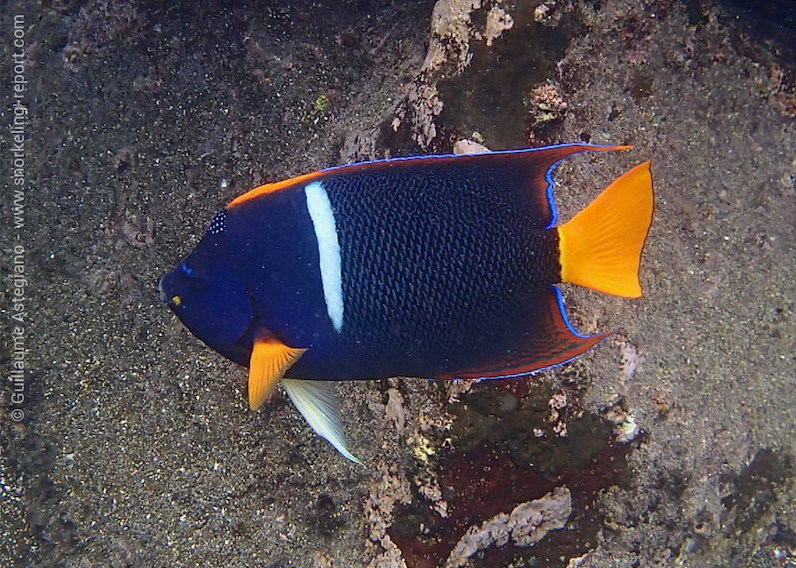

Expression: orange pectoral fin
xmin=248 ymin=332 xmax=307 ymax=410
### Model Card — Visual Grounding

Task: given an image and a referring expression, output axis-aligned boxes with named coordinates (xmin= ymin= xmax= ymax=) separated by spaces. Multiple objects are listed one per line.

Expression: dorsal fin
xmin=226 ymin=144 xmax=630 ymax=220
xmin=228 ymin=171 xmax=323 ymax=208
xmin=453 ymin=143 xmax=630 ymax=228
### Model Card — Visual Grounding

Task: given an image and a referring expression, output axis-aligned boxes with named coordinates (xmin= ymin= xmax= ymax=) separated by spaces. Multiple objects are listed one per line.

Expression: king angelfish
xmin=159 ymin=143 xmax=654 ymax=462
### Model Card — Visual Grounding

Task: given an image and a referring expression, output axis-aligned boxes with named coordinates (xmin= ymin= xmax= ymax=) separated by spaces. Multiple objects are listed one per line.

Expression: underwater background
xmin=1 ymin=0 xmax=794 ymax=566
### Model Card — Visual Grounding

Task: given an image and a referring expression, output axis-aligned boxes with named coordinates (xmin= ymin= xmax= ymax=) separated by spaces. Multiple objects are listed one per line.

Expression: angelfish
xmin=159 ymin=143 xmax=653 ymax=462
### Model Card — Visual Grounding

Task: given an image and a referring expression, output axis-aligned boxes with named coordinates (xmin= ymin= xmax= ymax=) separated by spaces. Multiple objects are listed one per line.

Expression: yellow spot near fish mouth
xmin=171 ymin=295 xmax=181 ymax=307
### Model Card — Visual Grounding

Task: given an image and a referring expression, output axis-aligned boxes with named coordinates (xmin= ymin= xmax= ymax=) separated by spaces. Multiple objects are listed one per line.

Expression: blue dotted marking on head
xmin=208 ymin=210 xmax=227 ymax=235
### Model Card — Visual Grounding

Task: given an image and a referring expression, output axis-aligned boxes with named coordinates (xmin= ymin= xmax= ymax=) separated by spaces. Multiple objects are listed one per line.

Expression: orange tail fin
xmin=557 ymin=161 xmax=653 ymax=298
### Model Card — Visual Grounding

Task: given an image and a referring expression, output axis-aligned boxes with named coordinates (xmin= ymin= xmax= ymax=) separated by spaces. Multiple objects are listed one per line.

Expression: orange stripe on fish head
xmin=227 ymin=170 xmax=325 ymax=208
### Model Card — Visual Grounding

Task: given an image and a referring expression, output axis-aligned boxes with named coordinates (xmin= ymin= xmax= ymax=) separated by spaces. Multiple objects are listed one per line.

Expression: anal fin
xmin=441 ymin=287 xmax=607 ymax=380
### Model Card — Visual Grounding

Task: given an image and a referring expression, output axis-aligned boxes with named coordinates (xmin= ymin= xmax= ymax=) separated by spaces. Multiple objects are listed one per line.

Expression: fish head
xmin=159 ymin=211 xmax=254 ymax=359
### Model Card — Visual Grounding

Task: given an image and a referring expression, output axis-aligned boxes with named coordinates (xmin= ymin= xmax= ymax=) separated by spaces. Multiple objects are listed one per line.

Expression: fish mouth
xmin=157 ymin=275 xmax=169 ymax=303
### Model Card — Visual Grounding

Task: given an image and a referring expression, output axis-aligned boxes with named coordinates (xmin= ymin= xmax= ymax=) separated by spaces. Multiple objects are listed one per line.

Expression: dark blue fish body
xmin=160 ymin=143 xmax=653 ymax=460
xmin=275 ymin=162 xmax=558 ymax=380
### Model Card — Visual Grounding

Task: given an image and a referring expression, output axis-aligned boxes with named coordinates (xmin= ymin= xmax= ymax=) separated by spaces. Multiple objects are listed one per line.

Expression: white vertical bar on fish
xmin=304 ymin=181 xmax=344 ymax=332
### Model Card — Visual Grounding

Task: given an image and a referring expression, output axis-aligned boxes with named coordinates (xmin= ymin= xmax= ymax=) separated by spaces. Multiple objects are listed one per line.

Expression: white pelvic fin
xmin=281 ymin=378 xmax=360 ymax=464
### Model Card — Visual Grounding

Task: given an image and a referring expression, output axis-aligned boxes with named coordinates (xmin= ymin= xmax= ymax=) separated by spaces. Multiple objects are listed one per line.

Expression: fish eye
xmin=171 ymin=295 xmax=182 ymax=307
xmin=179 ymin=261 xmax=207 ymax=290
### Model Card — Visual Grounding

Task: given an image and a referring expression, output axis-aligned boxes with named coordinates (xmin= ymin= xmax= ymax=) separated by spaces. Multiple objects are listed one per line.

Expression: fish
xmin=159 ymin=143 xmax=654 ymax=462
